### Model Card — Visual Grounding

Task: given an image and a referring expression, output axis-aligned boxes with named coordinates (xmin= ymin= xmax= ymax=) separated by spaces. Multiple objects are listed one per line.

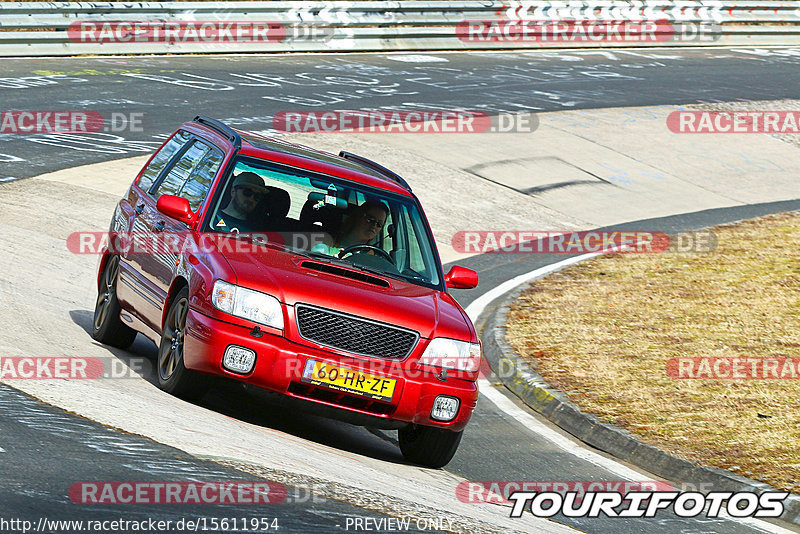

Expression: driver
xmin=213 ymin=172 xmax=269 ymax=233
xmin=312 ymin=200 xmax=388 ymax=257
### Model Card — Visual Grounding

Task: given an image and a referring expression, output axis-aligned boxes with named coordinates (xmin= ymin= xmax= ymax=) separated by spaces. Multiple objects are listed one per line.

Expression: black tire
xmin=157 ymin=287 xmax=212 ymax=401
xmin=92 ymin=255 xmax=137 ymax=349
xmin=398 ymin=424 xmax=463 ymax=468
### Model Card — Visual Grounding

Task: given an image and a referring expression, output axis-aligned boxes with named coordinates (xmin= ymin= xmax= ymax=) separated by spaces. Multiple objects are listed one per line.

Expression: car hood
xmin=219 ymin=245 xmax=471 ymax=341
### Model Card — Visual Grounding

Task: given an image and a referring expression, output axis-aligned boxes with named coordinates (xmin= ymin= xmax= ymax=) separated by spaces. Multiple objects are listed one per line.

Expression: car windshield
xmin=206 ymin=156 xmax=442 ymax=288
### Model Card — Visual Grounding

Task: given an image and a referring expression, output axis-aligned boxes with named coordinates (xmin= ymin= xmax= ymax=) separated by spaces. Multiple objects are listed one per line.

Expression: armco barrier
xmin=0 ymin=1 xmax=799 ymax=56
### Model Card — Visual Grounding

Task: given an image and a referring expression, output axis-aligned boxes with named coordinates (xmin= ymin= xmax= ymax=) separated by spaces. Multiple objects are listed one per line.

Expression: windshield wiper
xmin=397 ymin=272 xmax=428 ymax=283
xmin=347 ymin=263 xmax=428 ymax=285
xmin=302 ymin=250 xmax=346 ymax=265
xmin=298 ymin=250 xmax=431 ymax=285
xmin=297 ymin=250 xmax=365 ymax=270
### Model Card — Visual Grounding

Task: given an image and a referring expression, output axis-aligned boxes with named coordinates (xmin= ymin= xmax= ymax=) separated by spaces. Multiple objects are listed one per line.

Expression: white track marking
xmin=384 ymin=54 xmax=449 ymax=63
xmin=477 ymin=377 xmax=647 ymax=480
xmin=467 ymin=256 xmax=797 ymax=534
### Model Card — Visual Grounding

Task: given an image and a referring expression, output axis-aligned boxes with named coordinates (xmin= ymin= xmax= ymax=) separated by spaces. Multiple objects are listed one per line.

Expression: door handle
xmin=135 ymin=204 xmax=145 ymax=215
xmin=155 ymin=221 xmax=166 ymax=232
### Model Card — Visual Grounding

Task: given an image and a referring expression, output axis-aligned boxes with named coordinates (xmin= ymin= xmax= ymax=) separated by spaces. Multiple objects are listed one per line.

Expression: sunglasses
xmin=363 ymin=214 xmax=385 ymax=228
xmin=237 ymin=187 xmax=263 ymax=198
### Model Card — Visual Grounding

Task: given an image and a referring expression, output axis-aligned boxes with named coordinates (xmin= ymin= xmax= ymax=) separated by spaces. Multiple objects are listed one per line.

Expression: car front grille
xmin=295 ymin=304 xmax=418 ymax=359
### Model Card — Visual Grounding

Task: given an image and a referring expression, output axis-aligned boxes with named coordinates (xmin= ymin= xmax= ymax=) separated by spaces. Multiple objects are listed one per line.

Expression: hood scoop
xmin=300 ymin=261 xmax=390 ymax=288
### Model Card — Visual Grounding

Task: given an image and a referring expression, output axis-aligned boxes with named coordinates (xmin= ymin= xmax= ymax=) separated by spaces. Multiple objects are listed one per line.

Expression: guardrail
xmin=0 ymin=1 xmax=799 ymax=56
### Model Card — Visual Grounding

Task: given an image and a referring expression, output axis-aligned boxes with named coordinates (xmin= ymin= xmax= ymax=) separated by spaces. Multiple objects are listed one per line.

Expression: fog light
xmin=223 ymin=346 xmax=256 ymax=374
xmin=431 ymin=395 xmax=460 ymax=422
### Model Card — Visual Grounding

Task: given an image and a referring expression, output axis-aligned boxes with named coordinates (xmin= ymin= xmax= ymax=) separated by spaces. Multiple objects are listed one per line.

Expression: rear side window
xmin=136 ymin=130 xmax=191 ymax=192
xmin=153 ymin=140 xmax=219 ymax=204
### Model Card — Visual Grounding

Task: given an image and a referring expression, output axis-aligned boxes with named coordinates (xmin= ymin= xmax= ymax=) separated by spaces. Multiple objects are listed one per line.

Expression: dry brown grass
xmin=506 ymin=211 xmax=800 ymax=492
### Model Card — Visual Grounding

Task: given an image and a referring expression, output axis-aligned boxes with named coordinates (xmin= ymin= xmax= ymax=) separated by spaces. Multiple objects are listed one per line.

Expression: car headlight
xmin=418 ymin=338 xmax=481 ymax=373
xmin=212 ymin=280 xmax=284 ymax=330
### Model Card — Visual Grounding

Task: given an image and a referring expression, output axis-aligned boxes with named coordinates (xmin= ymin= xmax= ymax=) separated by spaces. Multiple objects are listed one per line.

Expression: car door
xmin=117 ymin=130 xmax=192 ymax=327
xmin=135 ymin=138 xmax=224 ymax=331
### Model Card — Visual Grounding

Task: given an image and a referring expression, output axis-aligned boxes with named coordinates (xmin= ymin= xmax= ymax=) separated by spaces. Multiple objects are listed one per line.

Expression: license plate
xmin=301 ymin=359 xmax=396 ymax=402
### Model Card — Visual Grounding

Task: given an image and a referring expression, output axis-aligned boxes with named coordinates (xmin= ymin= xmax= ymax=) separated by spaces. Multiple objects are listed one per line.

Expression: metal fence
xmin=0 ymin=1 xmax=799 ymax=56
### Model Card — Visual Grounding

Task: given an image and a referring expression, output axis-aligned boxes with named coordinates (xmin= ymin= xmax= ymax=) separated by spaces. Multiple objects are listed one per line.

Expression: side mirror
xmin=445 ymin=265 xmax=478 ymax=290
xmin=156 ymin=195 xmax=194 ymax=224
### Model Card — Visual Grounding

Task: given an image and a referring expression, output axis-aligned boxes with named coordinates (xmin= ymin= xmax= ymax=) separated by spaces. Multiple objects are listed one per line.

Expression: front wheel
xmin=157 ymin=287 xmax=211 ymax=401
xmin=399 ymin=424 xmax=463 ymax=468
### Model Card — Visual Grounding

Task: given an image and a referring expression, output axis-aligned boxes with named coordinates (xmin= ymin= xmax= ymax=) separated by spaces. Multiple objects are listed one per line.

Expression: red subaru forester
xmin=93 ymin=116 xmax=480 ymax=467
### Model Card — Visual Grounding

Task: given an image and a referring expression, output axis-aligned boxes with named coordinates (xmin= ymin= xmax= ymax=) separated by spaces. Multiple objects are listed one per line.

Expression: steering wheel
xmin=339 ymin=244 xmax=394 ymax=264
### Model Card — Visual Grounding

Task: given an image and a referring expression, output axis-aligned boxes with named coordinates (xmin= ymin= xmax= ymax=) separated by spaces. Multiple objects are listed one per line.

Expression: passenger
xmin=312 ymin=200 xmax=388 ymax=257
xmin=212 ymin=172 xmax=268 ymax=233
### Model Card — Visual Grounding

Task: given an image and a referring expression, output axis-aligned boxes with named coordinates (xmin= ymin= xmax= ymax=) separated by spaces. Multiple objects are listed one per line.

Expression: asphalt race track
xmin=3 ymin=48 xmax=800 ymax=181
xmin=1 ymin=48 xmax=800 ymax=534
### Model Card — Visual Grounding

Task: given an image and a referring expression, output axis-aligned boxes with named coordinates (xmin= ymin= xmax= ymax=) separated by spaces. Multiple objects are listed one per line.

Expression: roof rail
xmin=338 ymin=151 xmax=412 ymax=192
xmin=193 ymin=116 xmax=241 ymax=149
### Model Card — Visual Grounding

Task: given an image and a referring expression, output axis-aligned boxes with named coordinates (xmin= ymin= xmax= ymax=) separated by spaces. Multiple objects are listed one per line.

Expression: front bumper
xmin=184 ymin=309 xmax=478 ymax=431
